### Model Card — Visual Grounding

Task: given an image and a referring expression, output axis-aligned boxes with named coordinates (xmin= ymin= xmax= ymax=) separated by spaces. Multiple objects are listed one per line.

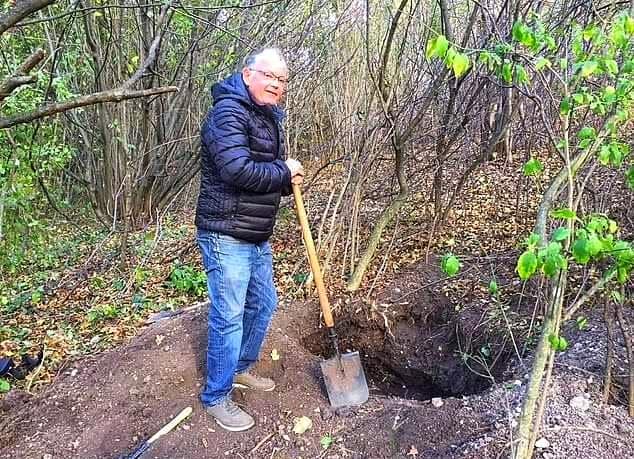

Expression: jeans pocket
xmin=216 ymin=233 xmax=248 ymax=245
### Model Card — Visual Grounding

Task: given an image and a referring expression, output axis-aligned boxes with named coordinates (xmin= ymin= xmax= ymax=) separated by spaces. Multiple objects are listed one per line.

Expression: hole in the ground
xmin=301 ymin=318 xmax=507 ymax=401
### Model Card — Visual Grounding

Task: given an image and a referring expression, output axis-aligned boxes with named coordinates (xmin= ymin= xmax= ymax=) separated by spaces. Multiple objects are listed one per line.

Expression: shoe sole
xmin=232 ymin=382 xmax=276 ymax=392
xmin=214 ymin=418 xmax=255 ymax=432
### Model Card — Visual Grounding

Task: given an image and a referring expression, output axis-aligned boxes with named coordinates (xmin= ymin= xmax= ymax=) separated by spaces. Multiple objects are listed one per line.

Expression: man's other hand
xmin=291 ymin=173 xmax=304 ymax=185
xmin=285 ymin=158 xmax=304 ymax=177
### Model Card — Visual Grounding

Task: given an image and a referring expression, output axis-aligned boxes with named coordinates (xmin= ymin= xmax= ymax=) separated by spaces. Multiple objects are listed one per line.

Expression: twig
xmin=392 ymin=265 xmax=476 ymax=303
xmin=562 ymin=270 xmax=617 ymax=322
xmin=250 ymin=432 xmax=275 ymax=456
xmin=25 ymin=345 xmax=46 ymax=393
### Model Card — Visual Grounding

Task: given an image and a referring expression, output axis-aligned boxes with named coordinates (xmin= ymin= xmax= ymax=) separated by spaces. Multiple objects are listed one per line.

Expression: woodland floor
xmin=1 ymin=153 xmax=633 ymax=458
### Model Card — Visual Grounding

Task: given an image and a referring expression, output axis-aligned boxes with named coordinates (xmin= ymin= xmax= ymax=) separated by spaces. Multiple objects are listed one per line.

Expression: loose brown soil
xmin=2 ymin=258 xmax=633 ymax=459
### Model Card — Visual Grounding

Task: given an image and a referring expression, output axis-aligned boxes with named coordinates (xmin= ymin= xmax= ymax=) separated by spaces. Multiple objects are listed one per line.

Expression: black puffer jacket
xmin=195 ymin=73 xmax=292 ymax=242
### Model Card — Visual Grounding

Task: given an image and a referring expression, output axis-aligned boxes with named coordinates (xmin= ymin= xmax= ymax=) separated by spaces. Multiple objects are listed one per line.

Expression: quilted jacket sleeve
xmin=203 ymin=99 xmax=292 ymax=193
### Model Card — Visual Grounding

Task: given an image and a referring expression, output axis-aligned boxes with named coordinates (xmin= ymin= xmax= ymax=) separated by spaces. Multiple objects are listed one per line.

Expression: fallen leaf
xmin=407 ymin=445 xmax=419 ymax=456
xmin=155 ymin=334 xmax=165 ymax=346
xmin=271 ymin=348 xmax=280 ymax=361
xmin=292 ymin=416 xmax=313 ymax=434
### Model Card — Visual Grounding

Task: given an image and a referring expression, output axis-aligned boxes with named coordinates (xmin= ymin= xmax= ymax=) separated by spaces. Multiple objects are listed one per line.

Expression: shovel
xmin=292 ymin=183 xmax=369 ymax=408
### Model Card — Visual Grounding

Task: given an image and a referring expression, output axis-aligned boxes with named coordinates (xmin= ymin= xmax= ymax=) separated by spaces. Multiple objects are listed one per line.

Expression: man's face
xmin=242 ymin=55 xmax=288 ymax=106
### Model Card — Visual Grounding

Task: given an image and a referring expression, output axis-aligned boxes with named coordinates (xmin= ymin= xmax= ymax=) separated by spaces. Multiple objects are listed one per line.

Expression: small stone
xmin=543 ymin=453 xmax=555 ymax=459
xmin=335 ymin=406 xmax=355 ymax=417
xmin=129 ymin=388 xmax=140 ymax=396
xmin=431 ymin=397 xmax=444 ymax=408
xmin=320 ymin=406 xmax=334 ymax=420
xmin=43 ymin=455 xmax=52 ymax=459
xmin=569 ymin=395 xmax=591 ymax=412
xmin=70 ymin=369 xmax=78 ymax=377
xmin=535 ymin=438 xmax=550 ymax=449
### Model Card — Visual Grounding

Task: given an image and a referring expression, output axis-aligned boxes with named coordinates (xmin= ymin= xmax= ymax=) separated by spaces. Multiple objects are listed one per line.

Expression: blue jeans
xmin=196 ymin=229 xmax=278 ymax=407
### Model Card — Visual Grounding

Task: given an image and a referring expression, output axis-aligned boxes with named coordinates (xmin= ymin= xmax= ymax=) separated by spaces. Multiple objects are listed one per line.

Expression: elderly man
xmin=195 ymin=48 xmax=303 ymax=432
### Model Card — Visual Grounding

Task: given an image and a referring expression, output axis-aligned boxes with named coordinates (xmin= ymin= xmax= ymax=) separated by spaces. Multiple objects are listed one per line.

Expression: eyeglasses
xmin=249 ymin=68 xmax=288 ymax=85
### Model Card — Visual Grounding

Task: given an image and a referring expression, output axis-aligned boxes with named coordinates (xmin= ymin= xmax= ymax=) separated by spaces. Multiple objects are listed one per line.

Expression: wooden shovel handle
xmin=292 ymin=183 xmax=335 ymax=328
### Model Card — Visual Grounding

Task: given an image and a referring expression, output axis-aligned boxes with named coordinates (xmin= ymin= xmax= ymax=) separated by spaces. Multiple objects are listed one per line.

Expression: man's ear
xmin=242 ymin=67 xmax=252 ymax=86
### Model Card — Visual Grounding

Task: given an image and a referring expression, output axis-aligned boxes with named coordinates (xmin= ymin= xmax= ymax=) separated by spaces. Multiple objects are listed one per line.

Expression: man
xmin=195 ymin=48 xmax=303 ymax=432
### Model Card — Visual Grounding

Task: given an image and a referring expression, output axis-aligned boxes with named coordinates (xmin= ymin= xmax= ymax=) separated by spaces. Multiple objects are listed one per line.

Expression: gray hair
xmin=244 ymin=48 xmax=287 ymax=69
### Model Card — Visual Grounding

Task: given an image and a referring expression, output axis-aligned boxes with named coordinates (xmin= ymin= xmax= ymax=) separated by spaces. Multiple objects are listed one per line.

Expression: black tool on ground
xmin=292 ymin=183 xmax=369 ymax=408
xmin=123 ymin=406 xmax=192 ymax=459
xmin=0 ymin=349 xmax=43 ymax=379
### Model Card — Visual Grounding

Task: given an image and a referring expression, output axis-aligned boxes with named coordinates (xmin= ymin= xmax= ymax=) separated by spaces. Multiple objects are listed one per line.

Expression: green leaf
xmin=444 ymin=47 xmax=457 ymax=66
xmin=610 ymin=24 xmax=628 ymax=47
xmin=577 ymin=127 xmax=596 ymax=140
xmin=559 ymin=98 xmax=571 ymax=116
xmin=426 ymin=39 xmax=435 ymax=60
xmin=293 ymin=273 xmax=308 ymax=284
xmin=515 ymin=64 xmax=529 ymax=84
xmin=517 ymin=251 xmax=538 ymax=280
xmin=580 ymin=61 xmax=599 ymax=78
xmin=0 ymin=379 xmax=10 ymax=393
xmin=617 ymin=267 xmax=628 ymax=284
xmin=611 ymin=289 xmax=624 ymax=305
xmin=535 ymin=57 xmax=551 ymax=71
xmin=502 ymin=62 xmax=513 ymax=83
xmin=552 ymin=227 xmax=570 ymax=241
xmin=604 ymin=59 xmax=618 ymax=74
xmin=583 ymin=25 xmax=600 ymax=42
xmin=441 ymin=254 xmax=461 ymax=277
xmin=576 ymin=316 xmax=588 ymax=331
xmin=626 ymin=15 xmax=634 ymax=34
xmin=523 ymin=158 xmax=544 ymax=176
xmin=578 ymin=139 xmax=593 ymax=149
xmin=525 ymin=233 xmax=541 ymax=250
xmin=608 ymin=219 xmax=618 ymax=234
xmin=572 ymin=239 xmax=590 ymax=264
xmin=587 ymin=235 xmax=603 ymax=257
xmin=542 ymin=255 xmax=559 ymax=277
xmin=559 ymin=336 xmax=569 ymax=351
xmin=488 ymin=280 xmax=498 ymax=295
xmin=548 ymin=334 xmax=569 ymax=351
xmin=512 ymin=21 xmax=528 ymax=42
xmin=452 ymin=53 xmax=470 ymax=78
xmin=550 ymin=208 xmax=576 ymax=219
xmin=434 ymin=35 xmax=449 ymax=58
xmin=320 ymin=435 xmax=334 ymax=449
xmin=426 ymin=35 xmax=449 ymax=60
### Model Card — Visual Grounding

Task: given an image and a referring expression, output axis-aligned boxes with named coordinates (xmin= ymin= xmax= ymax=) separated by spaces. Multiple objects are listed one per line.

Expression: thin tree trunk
xmin=604 ymin=299 xmax=615 ymax=403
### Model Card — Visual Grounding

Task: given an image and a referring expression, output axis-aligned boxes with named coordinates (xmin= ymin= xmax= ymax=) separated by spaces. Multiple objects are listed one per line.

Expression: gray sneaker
xmin=205 ymin=398 xmax=255 ymax=432
xmin=233 ymin=371 xmax=276 ymax=392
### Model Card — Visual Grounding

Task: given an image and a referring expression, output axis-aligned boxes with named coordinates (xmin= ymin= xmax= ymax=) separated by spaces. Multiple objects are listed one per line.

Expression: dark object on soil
xmin=292 ymin=184 xmax=369 ymax=408
xmin=122 ymin=406 xmax=192 ymax=459
xmin=0 ymin=357 xmax=12 ymax=376
xmin=0 ymin=349 xmax=43 ymax=380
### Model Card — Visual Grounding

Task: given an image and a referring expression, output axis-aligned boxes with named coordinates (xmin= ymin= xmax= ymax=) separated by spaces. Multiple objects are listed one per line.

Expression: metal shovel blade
xmin=320 ymin=351 xmax=369 ymax=408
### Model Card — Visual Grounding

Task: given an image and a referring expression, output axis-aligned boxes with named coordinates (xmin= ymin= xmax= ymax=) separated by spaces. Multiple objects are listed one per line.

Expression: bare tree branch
xmin=0 ymin=86 xmax=178 ymax=129
xmin=0 ymin=0 xmax=56 ymax=35
xmin=0 ymin=48 xmax=46 ymax=104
